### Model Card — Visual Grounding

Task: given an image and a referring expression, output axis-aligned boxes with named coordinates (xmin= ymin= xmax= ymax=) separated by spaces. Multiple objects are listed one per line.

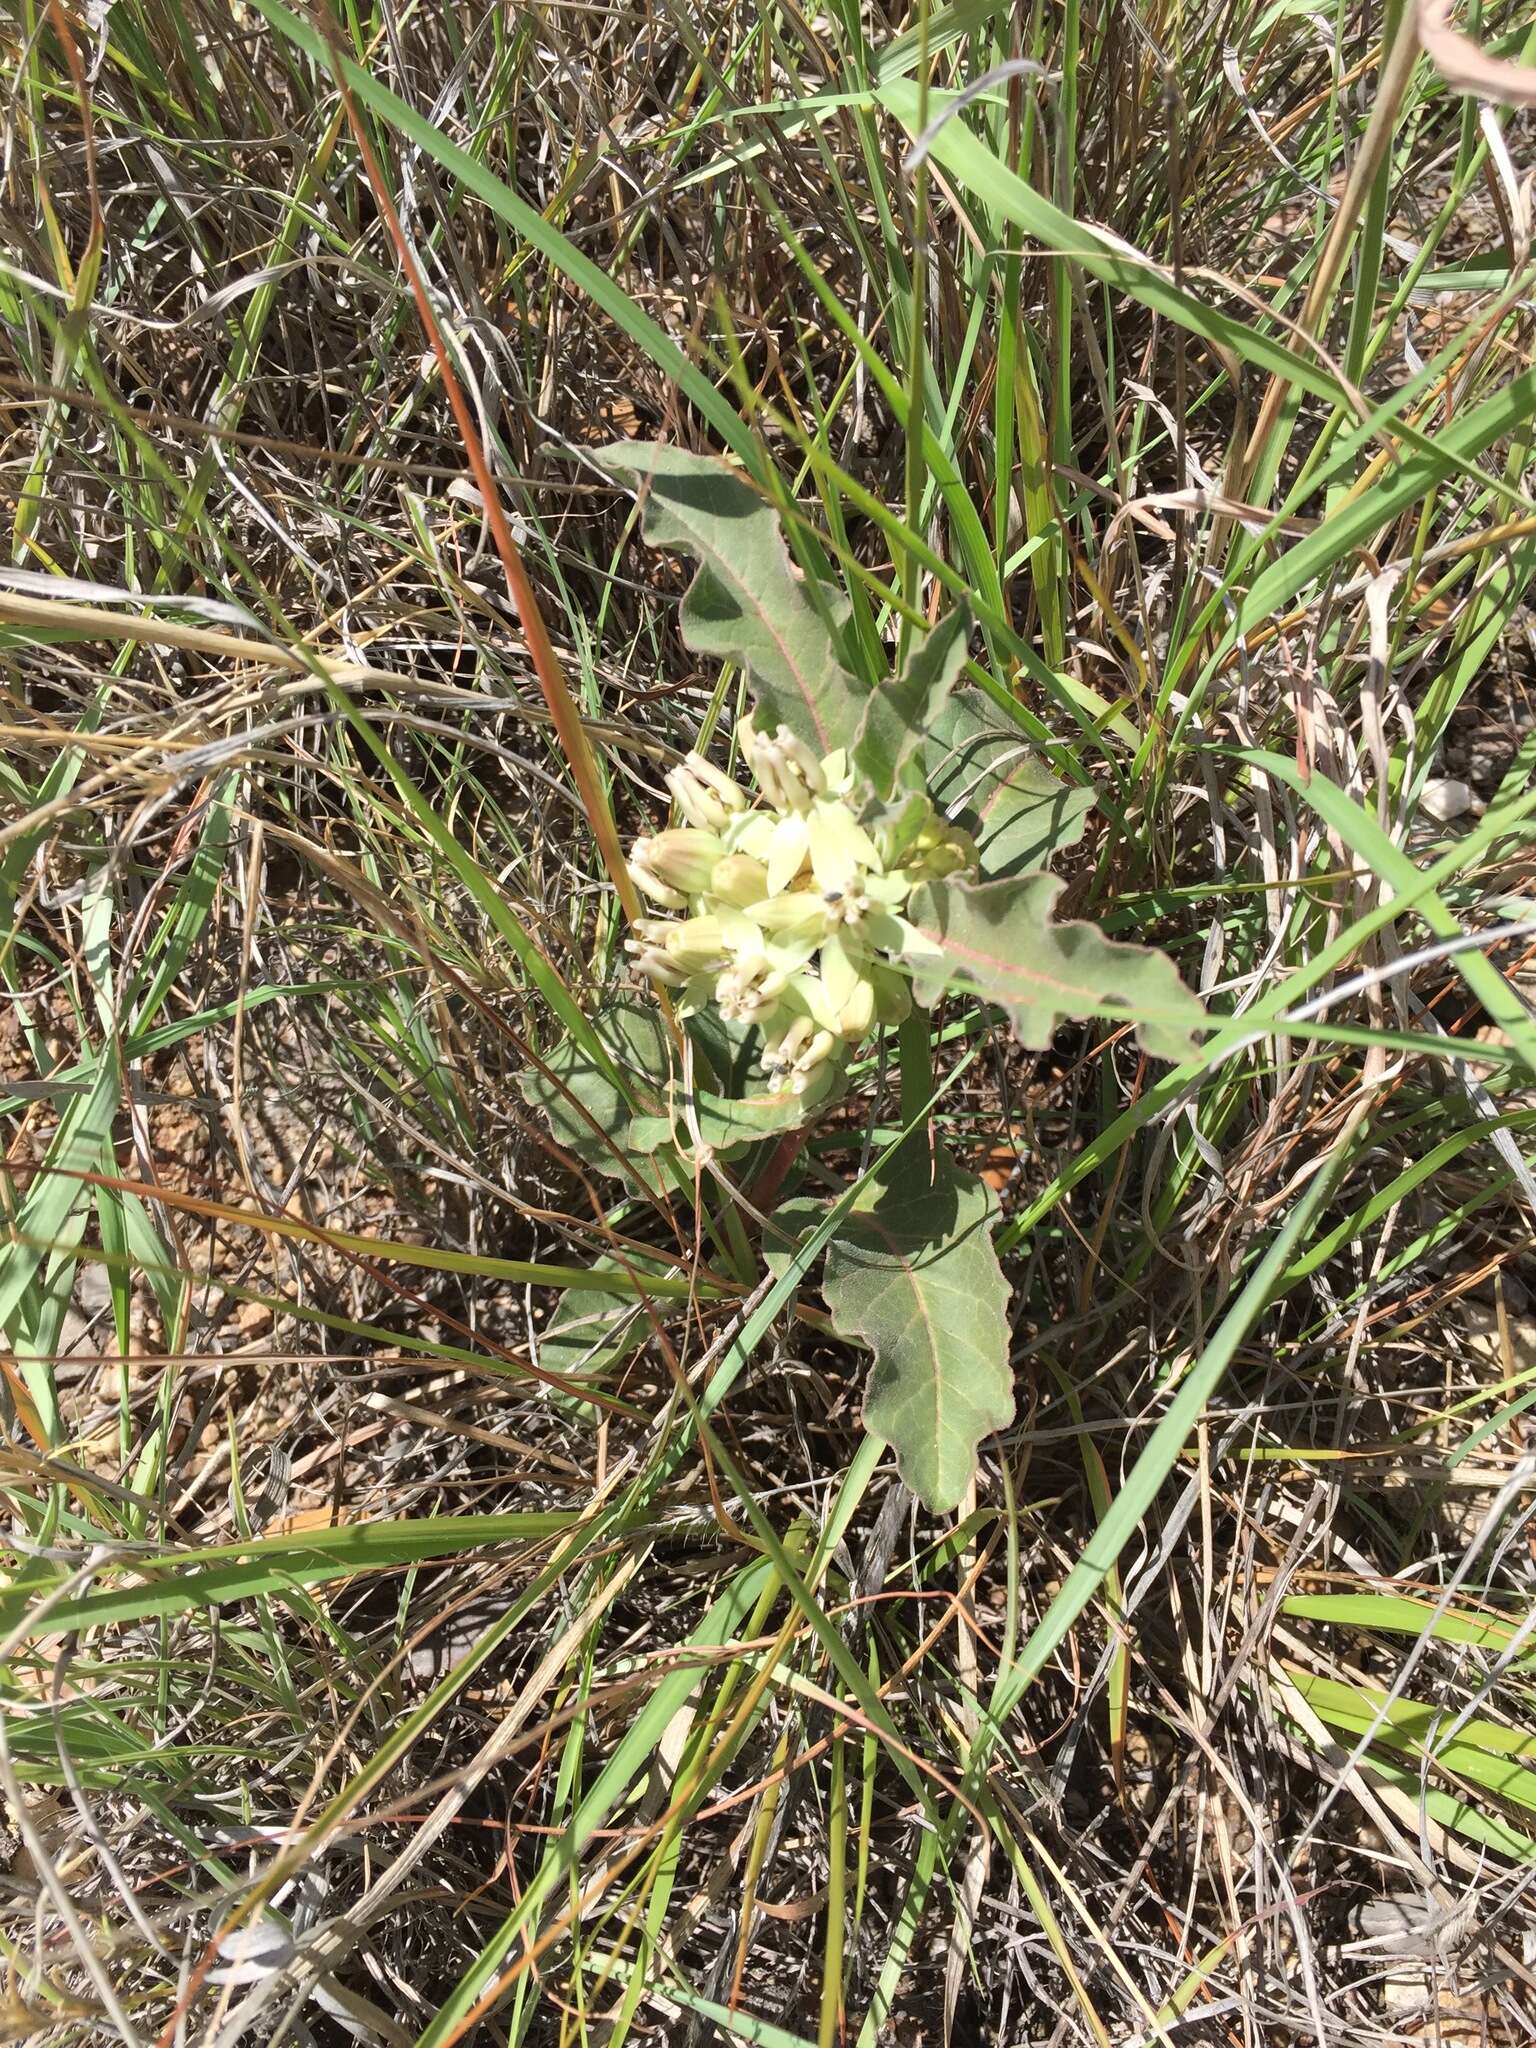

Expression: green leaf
xmin=924 ymin=691 xmax=1095 ymax=879
xmin=874 ymin=0 xmax=1014 ymax=83
xmin=684 ymin=1005 xmax=758 ymax=1095
xmin=853 ymin=607 xmax=970 ymax=799
xmin=1234 ymin=357 xmax=1536 ymax=637
xmin=539 ymin=1257 xmax=661 ymax=1413
xmin=3 ymin=1513 xmax=578 ymax=1637
xmin=1289 ymin=1668 xmax=1536 ymax=1819
xmin=539 ymin=1289 xmax=644 ymax=1385
xmin=628 ymin=1066 xmax=835 ymax=1158
xmin=877 ymin=78 xmax=1363 ymax=411
xmin=1282 ymin=1593 xmax=1536 ymax=1668
xmin=598 ymin=443 xmax=866 ymax=754
xmin=519 ymin=1000 xmax=673 ymax=1193
xmin=0 ymin=1054 xmax=121 ymax=1441
xmin=124 ymin=782 xmax=235 ymax=1033
xmin=783 ymin=1144 xmax=1013 ymax=1512
xmin=0 ymin=692 xmax=102 ymax=899
xmin=903 ymin=874 xmax=1206 ymax=1063
xmin=1241 ymin=745 xmax=1536 ymax=1074
xmin=1352 ymin=1749 xmax=1536 ymax=1866
xmin=415 ymin=1556 xmax=785 ymax=2047
xmin=665 ymin=1991 xmax=820 ymax=2048
xmin=521 ymin=999 xmax=820 ymax=1184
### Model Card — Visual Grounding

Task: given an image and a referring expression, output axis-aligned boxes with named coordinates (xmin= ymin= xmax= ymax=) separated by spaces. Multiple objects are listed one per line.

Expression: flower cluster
xmin=626 ymin=721 xmax=975 ymax=1096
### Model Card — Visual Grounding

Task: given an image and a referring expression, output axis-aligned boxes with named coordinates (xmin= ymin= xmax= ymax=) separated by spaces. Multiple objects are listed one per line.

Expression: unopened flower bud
xmin=634 ymin=828 xmax=725 ymax=894
xmin=666 ymin=763 xmax=731 ymax=833
xmin=628 ymin=859 xmax=688 ymax=910
xmin=788 ymin=1028 xmax=837 ymax=1093
xmin=708 ymin=853 xmax=770 ymax=907
xmin=747 ymin=891 xmax=833 ymax=943
xmin=627 ymin=942 xmax=688 ymax=986
xmin=923 ymin=837 xmax=975 ymax=879
xmin=682 ymin=752 xmax=747 ymax=812
xmin=665 ymin=914 xmax=731 ymax=973
xmin=910 ymin=820 xmax=977 ymax=880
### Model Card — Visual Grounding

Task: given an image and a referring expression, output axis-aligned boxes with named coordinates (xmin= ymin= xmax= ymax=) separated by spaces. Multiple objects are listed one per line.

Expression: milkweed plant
xmin=523 ymin=444 xmax=1207 ymax=1510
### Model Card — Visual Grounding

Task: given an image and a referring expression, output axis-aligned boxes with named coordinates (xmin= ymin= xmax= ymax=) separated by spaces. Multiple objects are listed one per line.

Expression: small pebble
xmin=1420 ymin=777 xmax=1477 ymax=823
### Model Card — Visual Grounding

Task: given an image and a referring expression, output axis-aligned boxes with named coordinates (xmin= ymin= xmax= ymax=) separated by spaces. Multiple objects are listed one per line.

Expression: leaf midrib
xmin=673 ymin=499 xmax=840 ymax=754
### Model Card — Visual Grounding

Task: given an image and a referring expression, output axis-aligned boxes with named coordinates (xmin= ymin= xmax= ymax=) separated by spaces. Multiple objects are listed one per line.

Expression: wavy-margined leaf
xmin=629 ymin=1066 xmax=836 ymax=1158
xmin=542 ymin=1286 xmax=644 ymax=1389
xmin=521 ymin=1000 xmax=818 ymax=1185
xmin=854 ymin=607 xmax=970 ymax=800
xmin=776 ymin=1144 xmax=1013 ymax=1511
xmin=903 ymin=874 xmax=1205 ymax=1063
xmin=684 ymin=1004 xmax=758 ymax=1095
xmin=924 ymin=692 xmax=1095 ymax=879
xmin=518 ymin=1001 xmax=673 ymax=1193
xmin=598 ymin=443 xmax=866 ymax=754
xmin=540 ymin=1254 xmax=665 ymax=1414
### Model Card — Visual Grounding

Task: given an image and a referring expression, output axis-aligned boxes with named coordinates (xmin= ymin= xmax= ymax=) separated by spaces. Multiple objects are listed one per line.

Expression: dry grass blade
xmin=1420 ymin=0 xmax=1536 ymax=107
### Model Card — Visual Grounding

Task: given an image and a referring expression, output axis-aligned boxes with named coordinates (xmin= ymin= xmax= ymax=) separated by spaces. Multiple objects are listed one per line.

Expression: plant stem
xmin=750 ymin=1126 xmax=809 ymax=1216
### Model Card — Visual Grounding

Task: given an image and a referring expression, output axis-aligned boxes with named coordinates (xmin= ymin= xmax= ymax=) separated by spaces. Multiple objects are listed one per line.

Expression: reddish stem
xmin=750 ymin=1126 xmax=809 ymax=1218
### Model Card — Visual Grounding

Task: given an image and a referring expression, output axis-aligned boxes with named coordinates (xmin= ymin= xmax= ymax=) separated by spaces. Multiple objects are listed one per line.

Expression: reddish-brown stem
xmin=321 ymin=36 xmax=642 ymax=924
xmin=749 ymin=1126 xmax=809 ymax=1219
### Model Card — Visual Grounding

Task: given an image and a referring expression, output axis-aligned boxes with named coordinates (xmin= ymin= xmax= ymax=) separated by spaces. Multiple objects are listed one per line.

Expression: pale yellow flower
xmin=628 ymin=722 xmax=976 ymax=1095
